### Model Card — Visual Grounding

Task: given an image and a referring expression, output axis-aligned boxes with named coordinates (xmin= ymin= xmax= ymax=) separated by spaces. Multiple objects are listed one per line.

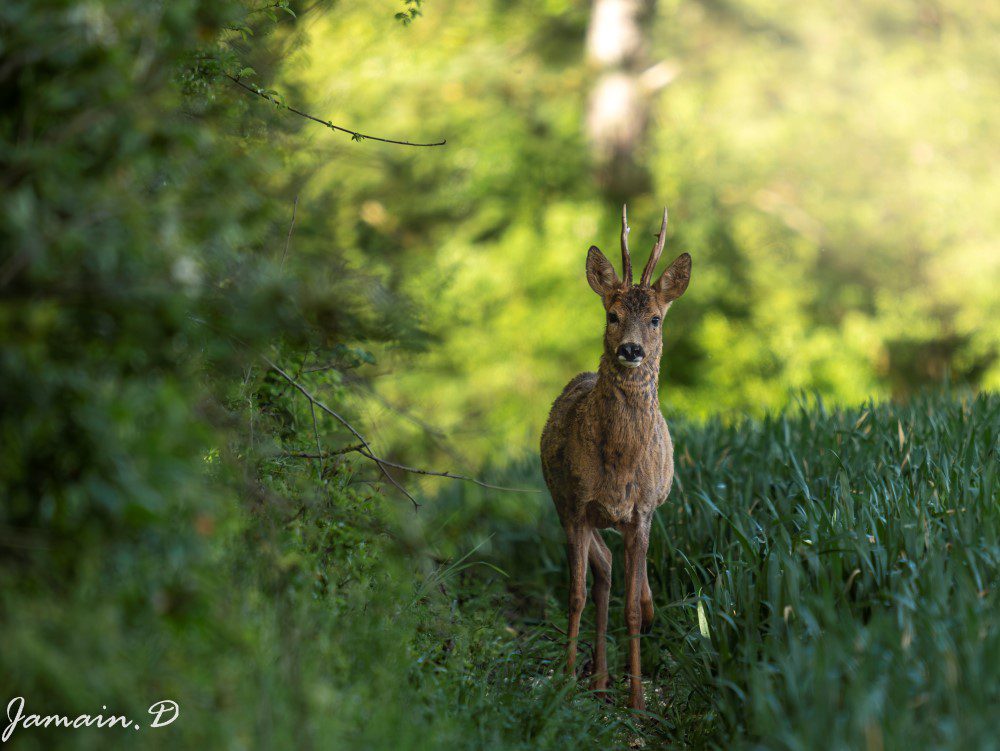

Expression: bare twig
xmin=354 ymin=447 xmax=540 ymax=494
xmin=263 ymin=357 xmax=541 ymax=505
xmin=197 ymin=319 xmax=534 ymax=506
xmin=306 ymin=367 xmax=477 ymax=468
xmin=246 ymin=1 xmax=290 ymax=16
xmin=284 ymin=443 xmax=364 ymax=459
xmin=281 ymin=195 xmax=298 ymax=268
xmin=309 ymin=400 xmax=323 ymax=480
xmin=262 ymin=355 xmax=421 ymax=509
xmin=225 ymin=75 xmax=447 ymax=148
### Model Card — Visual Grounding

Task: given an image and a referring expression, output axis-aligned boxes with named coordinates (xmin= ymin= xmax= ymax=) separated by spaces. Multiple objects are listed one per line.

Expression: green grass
xmin=2 ymin=390 xmax=996 ymax=749
xmin=428 ymin=390 xmax=999 ymax=749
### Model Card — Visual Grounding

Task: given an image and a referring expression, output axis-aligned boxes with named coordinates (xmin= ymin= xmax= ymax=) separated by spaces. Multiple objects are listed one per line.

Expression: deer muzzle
xmin=616 ymin=343 xmax=645 ymax=368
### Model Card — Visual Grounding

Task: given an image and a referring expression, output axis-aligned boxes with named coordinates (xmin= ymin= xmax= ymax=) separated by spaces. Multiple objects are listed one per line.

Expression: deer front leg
xmin=564 ymin=523 xmax=591 ymax=677
xmin=624 ymin=522 xmax=650 ymax=711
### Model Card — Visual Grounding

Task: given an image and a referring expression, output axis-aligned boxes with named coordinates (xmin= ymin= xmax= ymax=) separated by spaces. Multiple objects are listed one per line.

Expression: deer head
xmin=585 ymin=205 xmax=691 ymax=369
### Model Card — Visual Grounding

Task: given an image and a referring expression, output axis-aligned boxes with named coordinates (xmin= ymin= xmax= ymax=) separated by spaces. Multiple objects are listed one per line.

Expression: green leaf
xmin=697 ymin=597 xmax=711 ymax=639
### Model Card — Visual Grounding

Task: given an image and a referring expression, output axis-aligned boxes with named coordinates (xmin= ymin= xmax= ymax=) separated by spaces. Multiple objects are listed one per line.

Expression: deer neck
xmin=594 ymin=353 xmax=661 ymax=420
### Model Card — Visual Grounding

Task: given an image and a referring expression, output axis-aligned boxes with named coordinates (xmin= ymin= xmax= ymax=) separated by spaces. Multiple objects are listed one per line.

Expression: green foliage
xmin=286 ymin=0 xmax=999 ymax=464
xmin=395 ymin=0 xmax=424 ymax=27
xmin=0 ymin=0 xmax=424 ymax=568
xmin=1 ymin=0 xmax=303 ymax=544
xmin=1 ymin=1 xmax=996 ymax=749
xmin=0 ymin=0 xmax=424 ymax=744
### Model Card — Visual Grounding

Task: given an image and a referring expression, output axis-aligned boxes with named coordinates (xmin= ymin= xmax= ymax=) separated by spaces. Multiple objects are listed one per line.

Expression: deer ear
xmin=586 ymin=245 xmax=620 ymax=296
xmin=653 ymin=253 xmax=691 ymax=304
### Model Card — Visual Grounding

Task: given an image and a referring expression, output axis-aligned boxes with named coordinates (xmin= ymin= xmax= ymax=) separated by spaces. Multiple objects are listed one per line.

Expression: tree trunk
xmin=585 ymin=0 xmax=653 ymax=198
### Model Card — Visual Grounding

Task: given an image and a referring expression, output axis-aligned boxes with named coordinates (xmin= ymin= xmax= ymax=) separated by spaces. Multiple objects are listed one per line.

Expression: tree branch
xmin=263 ymin=357 xmax=541 ymax=506
xmin=280 ymin=194 xmax=297 ymax=267
xmin=284 ymin=443 xmax=364 ymax=459
xmin=262 ymin=355 xmax=421 ymax=509
xmin=226 ymin=75 xmax=447 ymax=147
xmin=308 ymin=400 xmax=323 ymax=480
xmin=353 ymin=447 xmax=540 ymax=494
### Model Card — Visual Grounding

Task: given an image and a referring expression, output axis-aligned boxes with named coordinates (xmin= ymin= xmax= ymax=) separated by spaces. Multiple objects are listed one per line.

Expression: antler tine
xmin=640 ymin=206 xmax=669 ymax=286
xmin=621 ymin=204 xmax=633 ymax=285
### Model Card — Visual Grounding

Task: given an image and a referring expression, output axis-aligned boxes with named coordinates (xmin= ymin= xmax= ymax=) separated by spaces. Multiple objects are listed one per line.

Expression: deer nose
xmin=617 ymin=343 xmax=645 ymax=365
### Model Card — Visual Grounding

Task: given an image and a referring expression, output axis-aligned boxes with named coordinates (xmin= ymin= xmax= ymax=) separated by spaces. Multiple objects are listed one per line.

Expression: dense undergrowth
xmin=3 ymin=389 xmax=996 ymax=749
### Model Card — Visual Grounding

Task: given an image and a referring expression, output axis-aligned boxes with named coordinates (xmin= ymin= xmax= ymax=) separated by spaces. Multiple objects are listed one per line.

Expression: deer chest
xmin=576 ymin=420 xmax=673 ymax=528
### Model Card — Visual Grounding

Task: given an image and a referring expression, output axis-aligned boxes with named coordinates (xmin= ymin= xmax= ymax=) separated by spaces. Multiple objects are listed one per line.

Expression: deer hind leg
xmin=640 ymin=562 xmax=654 ymax=634
xmin=564 ymin=523 xmax=591 ymax=677
xmin=588 ymin=530 xmax=612 ymax=691
xmin=624 ymin=523 xmax=650 ymax=711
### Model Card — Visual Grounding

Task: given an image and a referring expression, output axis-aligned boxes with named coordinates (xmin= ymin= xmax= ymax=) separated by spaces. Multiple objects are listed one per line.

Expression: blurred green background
xmin=285 ymin=0 xmax=999 ymax=465
xmin=1 ymin=0 xmax=997 ymax=749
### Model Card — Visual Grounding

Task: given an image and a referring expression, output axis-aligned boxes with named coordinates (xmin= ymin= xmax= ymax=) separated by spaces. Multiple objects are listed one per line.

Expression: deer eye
xmin=607 ymin=312 xmax=619 ymax=325
xmin=651 ymin=316 xmax=661 ymax=327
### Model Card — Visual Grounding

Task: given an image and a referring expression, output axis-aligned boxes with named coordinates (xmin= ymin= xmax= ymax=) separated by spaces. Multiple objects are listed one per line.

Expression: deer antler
xmin=621 ymin=204 xmax=633 ymax=285
xmin=640 ymin=206 xmax=668 ymax=286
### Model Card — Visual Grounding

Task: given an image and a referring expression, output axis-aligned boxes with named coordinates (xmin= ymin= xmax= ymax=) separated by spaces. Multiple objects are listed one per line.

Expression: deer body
xmin=543 ymin=360 xmax=673 ymax=529
xmin=540 ymin=206 xmax=690 ymax=711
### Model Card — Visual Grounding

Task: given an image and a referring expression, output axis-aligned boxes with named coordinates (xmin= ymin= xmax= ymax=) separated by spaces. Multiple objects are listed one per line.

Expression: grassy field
xmin=2 ymin=389 xmax=996 ymax=749
xmin=424 ymin=389 xmax=999 ymax=749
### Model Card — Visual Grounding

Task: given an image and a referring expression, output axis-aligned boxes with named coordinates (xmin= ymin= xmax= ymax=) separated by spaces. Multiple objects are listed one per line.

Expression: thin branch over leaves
xmin=285 ymin=444 xmax=539 ymax=493
xmin=226 ymin=74 xmax=446 ymax=147
xmin=284 ymin=443 xmax=364 ymax=459
xmin=262 ymin=357 xmax=539 ymax=510
xmin=280 ymin=194 xmax=297 ymax=267
xmin=263 ymin=355 xmax=421 ymax=508
xmin=352 ymin=448 xmax=540 ymax=494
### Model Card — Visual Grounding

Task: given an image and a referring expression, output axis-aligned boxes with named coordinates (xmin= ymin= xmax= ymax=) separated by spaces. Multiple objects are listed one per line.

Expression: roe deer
xmin=540 ymin=205 xmax=691 ymax=711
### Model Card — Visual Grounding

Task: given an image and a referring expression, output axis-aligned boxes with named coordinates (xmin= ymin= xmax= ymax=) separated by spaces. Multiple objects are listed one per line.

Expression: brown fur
xmin=540 ymin=207 xmax=691 ymax=711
